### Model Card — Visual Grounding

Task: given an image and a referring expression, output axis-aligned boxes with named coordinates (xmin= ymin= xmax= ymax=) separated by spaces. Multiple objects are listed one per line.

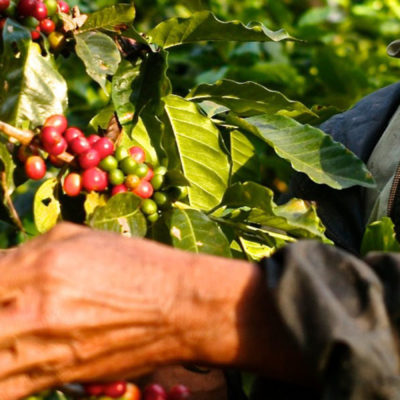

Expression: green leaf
xmin=163 ymin=95 xmax=230 ymax=210
xmin=361 ymin=217 xmax=400 ymax=256
xmin=228 ymin=113 xmax=375 ymax=190
xmin=75 ymin=31 xmax=121 ymax=91
xmin=78 ymin=3 xmax=136 ymax=33
xmin=0 ymin=20 xmax=67 ymax=128
xmin=187 ymin=79 xmax=314 ymax=118
xmin=88 ymin=192 xmax=147 ymax=237
xmin=220 ymin=182 xmax=331 ymax=242
xmin=153 ymin=208 xmax=231 ymax=257
xmin=89 ymin=104 xmax=115 ymax=131
xmin=33 ymin=178 xmax=61 ymax=234
xmin=0 ymin=141 xmax=15 ymax=197
xmin=148 ymin=11 xmax=295 ymax=49
xmin=239 ymin=236 xmax=276 ymax=261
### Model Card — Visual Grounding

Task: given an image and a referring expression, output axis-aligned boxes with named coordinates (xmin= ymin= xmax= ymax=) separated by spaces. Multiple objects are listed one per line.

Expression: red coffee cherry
xmin=31 ymin=26 xmax=41 ymax=40
xmin=129 ymin=146 xmax=146 ymax=163
xmin=84 ymin=383 xmax=104 ymax=397
xmin=64 ymin=127 xmax=84 ymax=143
xmin=79 ymin=148 xmax=101 ymax=169
xmin=82 ymin=167 xmax=108 ymax=192
xmin=0 ymin=18 xmax=7 ymax=31
xmin=143 ymin=167 xmax=154 ymax=182
xmin=17 ymin=144 xmax=38 ymax=163
xmin=103 ymin=381 xmax=127 ymax=398
xmin=39 ymin=18 xmax=55 ymax=34
xmin=111 ymin=184 xmax=128 ymax=196
xmin=25 ymin=156 xmax=46 ymax=180
xmin=48 ymin=154 xmax=64 ymax=167
xmin=143 ymin=384 xmax=167 ymax=400
xmin=46 ymin=137 xmax=67 ymax=156
xmin=17 ymin=0 xmax=36 ymax=16
xmin=57 ymin=0 xmax=69 ymax=13
xmin=40 ymin=126 xmax=62 ymax=147
xmin=63 ymin=173 xmax=82 ymax=197
xmin=93 ymin=137 xmax=114 ymax=159
xmin=168 ymin=384 xmax=191 ymax=400
xmin=133 ymin=180 xmax=153 ymax=199
xmin=0 ymin=0 xmax=10 ymax=13
xmin=69 ymin=136 xmax=90 ymax=155
xmin=43 ymin=114 xmax=68 ymax=134
xmin=87 ymin=134 xmax=101 ymax=146
xmin=32 ymin=2 xmax=47 ymax=20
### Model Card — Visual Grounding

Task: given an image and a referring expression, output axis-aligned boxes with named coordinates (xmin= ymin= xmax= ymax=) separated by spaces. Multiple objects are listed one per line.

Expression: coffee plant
xmin=0 ymin=0 xmax=377 ymax=398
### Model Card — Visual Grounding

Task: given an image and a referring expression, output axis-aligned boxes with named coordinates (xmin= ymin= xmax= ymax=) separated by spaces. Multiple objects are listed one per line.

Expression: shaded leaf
xmin=88 ymin=192 xmax=147 ymax=237
xmin=187 ymin=79 xmax=314 ymax=118
xmin=148 ymin=11 xmax=295 ymax=49
xmin=89 ymin=104 xmax=115 ymax=131
xmin=75 ymin=31 xmax=121 ymax=91
xmin=33 ymin=178 xmax=61 ymax=233
xmin=228 ymin=113 xmax=375 ymax=189
xmin=153 ymin=208 xmax=231 ymax=257
xmin=163 ymin=95 xmax=230 ymax=210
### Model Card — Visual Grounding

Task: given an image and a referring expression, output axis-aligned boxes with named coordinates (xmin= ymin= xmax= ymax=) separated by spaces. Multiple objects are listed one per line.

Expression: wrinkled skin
xmin=0 ymin=223 xmax=310 ymax=399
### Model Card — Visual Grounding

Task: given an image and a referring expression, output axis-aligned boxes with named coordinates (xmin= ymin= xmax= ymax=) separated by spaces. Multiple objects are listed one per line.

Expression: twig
xmin=0 ymin=172 xmax=24 ymax=232
xmin=0 ymin=120 xmax=75 ymax=163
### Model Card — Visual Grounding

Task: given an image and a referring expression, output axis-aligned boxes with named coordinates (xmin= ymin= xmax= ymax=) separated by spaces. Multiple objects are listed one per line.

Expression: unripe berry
xmin=64 ymin=127 xmax=84 ymax=143
xmin=151 ymin=174 xmax=164 ymax=190
xmin=153 ymin=191 xmax=169 ymax=208
xmin=135 ymin=163 xmax=149 ymax=178
xmin=99 ymin=155 xmax=118 ymax=172
xmin=141 ymin=199 xmax=158 ymax=215
xmin=125 ymin=174 xmax=140 ymax=189
xmin=63 ymin=173 xmax=82 ymax=197
xmin=82 ymin=167 xmax=108 ymax=192
xmin=41 ymin=125 xmax=62 ymax=147
xmin=43 ymin=114 xmax=67 ymax=134
xmin=129 ymin=146 xmax=146 ymax=163
xmin=25 ymin=156 xmax=46 ymax=180
xmin=103 ymin=381 xmax=127 ymax=398
xmin=143 ymin=384 xmax=167 ymax=400
xmin=114 ymin=146 xmax=129 ymax=161
xmin=168 ymin=384 xmax=191 ymax=400
xmin=111 ymin=183 xmax=128 ymax=196
xmin=44 ymin=0 xmax=57 ymax=15
xmin=0 ymin=0 xmax=10 ymax=13
xmin=79 ymin=149 xmax=101 ymax=169
xmin=133 ymin=180 xmax=153 ymax=199
xmin=108 ymin=169 xmax=125 ymax=186
xmin=154 ymin=166 xmax=167 ymax=176
xmin=57 ymin=0 xmax=69 ymax=13
xmin=93 ymin=137 xmax=114 ymax=159
xmin=147 ymin=212 xmax=159 ymax=223
xmin=87 ymin=134 xmax=101 ymax=146
xmin=39 ymin=18 xmax=55 ymax=34
xmin=32 ymin=2 xmax=47 ymax=20
xmin=120 ymin=156 xmax=137 ymax=175
xmin=17 ymin=0 xmax=36 ymax=17
xmin=69 ymin=136 xmax=90 ymax=155
xmin=46 ymin=137 xmax=67 ymax=156
xmin=24 ymin=16 xmax=39 ymax=28
xmin=48 ymin=31 xmax=65 ymax=51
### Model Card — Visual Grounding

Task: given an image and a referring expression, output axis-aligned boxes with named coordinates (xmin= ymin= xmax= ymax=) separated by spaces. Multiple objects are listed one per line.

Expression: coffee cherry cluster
xmin=0 ymin=0 xmax=69 ymax=48
xmin=83 ymin=381 xmax=190 ymax=400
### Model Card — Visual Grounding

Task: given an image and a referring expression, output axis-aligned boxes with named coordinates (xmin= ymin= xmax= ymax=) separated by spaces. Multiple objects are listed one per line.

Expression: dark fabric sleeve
xmin=255 ymin=240 xmax=400 ymax=400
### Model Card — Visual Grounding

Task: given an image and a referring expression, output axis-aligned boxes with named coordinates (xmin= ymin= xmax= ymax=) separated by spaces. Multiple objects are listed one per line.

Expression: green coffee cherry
xmin=99 ymin=155 xmax=118 ymax=172
xmin=44 ymin=0 xmax=58 ymax=15
xmin=114 ymin=146 xmax=129 ymax=161
xmin=153 ymin=191 xmax=169 ymax=208
xmin=24 ymin=16 xmax=39 ymax=28
xmin=170 ymin=186 xmax=188 ymax=201
xmin=147 ymin=212 xmax=159 ymax=223
xmin=135 ymin=163 xmax=149 ymax=178
xmin=151 ymin=174 xmax=164 ymax=190
xmin=5 ymin=1 xmax=17 ymax=17
xmin=108 ymin=169 xmax=125 ymax=186
xmin=154 ymin=166 xmax=167 ymax=176
xmin=120 ymin=156 xmax=137 ymax=174
xmin=141 ymin=199 xmax=158 ymax=215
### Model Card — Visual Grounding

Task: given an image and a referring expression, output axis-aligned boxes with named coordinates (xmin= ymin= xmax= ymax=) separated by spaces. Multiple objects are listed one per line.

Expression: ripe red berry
xmin=103 ymin=381 xmax=127 ymax=398
xmin=46 ymin=137 xmax=67 ymax=156
xmin=168 ymin=385 xmax=191 ymax=400
xmin=17 ymin=145 xmax=38 ymax=163
xmin=39 ymin=18 xmax=55 ymax=34
xmin=143 ymin=167 xmax=154 ymax=182
xmin=84 ymin=383 xmax=104 ymax=397
xmin=57 ymin=0 xmax=69 ymax=13
xmin=0 ymin=18 xmax=6 ymax=31
xmin=25 ymin=156 xmax=46 ymax=180
xmin=129 ymin=146 xmax=146 ymax=163
xmin=82 ymin=167 xmax=108 ymax=192
xmin=63 ymin=173 xmax=82 ymax=197
xmin=143 ymin=384 xmax=167 ymax=400
xmin=0 ymin=0 xmax=10 ymax=13
xmin=133 ymin=180 xmax=153 ymax=199
xmin=69 ymin=136 xmax=90 ymax=155
xmin=111 ymin=184 xmax=128 ymax=196
xmin=31 ymin=26 xmax=40 ymax=40
xmin=93 ymin=137 xmax=114 ymax=159
xmin=64 ymin=127 xmax=84 ymax=143
xmin=79 ymin=149 xmax=101 ymax=169
xmin=87 ymin=134 xmax=101 ymax=146
xmin=32 ymin=2 xmax=47 ymax=20
xmin=48 ymin=154 xmax=64 ymax=167
xmin=41 ymin=126 xmax=62 ymax=147
xmin=43 ymin=114 xmax=68 ymax=134
xmin=17 ymin=0 xmax=36 ymax=16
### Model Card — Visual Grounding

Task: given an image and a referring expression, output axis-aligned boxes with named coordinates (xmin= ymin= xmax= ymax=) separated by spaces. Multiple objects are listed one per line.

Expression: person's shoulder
xmin=321 ymin=82 xmax=400 ymax=161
